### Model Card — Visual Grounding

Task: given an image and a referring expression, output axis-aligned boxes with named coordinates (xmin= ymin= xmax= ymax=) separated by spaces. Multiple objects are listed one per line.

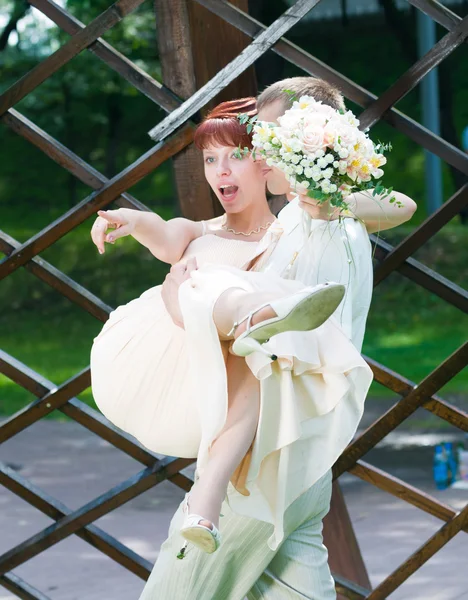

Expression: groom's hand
xmin=298 ymin=195 xmax=341 ymax=221
xmin=162 ymin=257 xmax=198 ymax=328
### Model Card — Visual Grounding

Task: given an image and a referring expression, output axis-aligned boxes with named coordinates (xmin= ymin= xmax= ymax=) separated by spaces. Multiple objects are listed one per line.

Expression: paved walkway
xmin=0 ymin=419 xmax=467 ymax=600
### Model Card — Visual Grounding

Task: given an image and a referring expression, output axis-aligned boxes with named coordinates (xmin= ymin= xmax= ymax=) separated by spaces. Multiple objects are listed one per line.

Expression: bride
xmin=90 ymin=97 xmax=373 ymax=555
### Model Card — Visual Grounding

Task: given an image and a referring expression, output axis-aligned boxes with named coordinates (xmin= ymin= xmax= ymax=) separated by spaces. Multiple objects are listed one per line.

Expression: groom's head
xmin=256 ymin=77 xmax=346 ymax=195
xmin=257 ymin=77 xmax=345 ymax=120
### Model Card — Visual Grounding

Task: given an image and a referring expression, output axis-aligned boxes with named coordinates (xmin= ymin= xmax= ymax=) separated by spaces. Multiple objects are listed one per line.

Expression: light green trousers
xmin=139 ymin=470 xmax=336 ymax=600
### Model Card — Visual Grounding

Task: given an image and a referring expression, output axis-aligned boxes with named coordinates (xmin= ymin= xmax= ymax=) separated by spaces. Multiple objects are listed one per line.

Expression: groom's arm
xmin=345 ymin=190 xmax=417 ymax=233
xmin=299 ymin=190 xmax=417 ymax=233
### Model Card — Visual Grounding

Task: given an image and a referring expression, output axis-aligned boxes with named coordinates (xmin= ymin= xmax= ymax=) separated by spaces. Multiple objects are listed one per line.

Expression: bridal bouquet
xmin=249 ymin=95 xmax=394 ymax=210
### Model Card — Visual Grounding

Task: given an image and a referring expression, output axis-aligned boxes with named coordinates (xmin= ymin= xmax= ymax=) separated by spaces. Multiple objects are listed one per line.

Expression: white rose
xmin=333 ymin=161 xmax=339 ymax=168
xmin=329 ymin=184 xmax=337 ymax=192
xmin=304 ymin=167 xmax=314 ymax=178
xmin=315 ymin=149 xmax=325 ymax=159
xmin=295 ymin=165 xmax=304 ymax=175
xmin=290 ymin=154 xmax=301 ymax=165
xmin=312 ymin=172 xmax=322 ymax=182
xmin=322 ymin=167 xmax=333 ymax=179
xmin=325 ymin=154 xmax=334 ymax=163
xmin=317 ymin=157 xmax=328 ymax=169
xmin=339 ymin=148 xmax=349 ymax=159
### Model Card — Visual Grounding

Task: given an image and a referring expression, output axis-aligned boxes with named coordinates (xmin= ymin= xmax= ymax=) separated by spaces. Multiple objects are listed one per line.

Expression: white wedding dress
xmin=91 ymin=217 xmax=373 ymax=550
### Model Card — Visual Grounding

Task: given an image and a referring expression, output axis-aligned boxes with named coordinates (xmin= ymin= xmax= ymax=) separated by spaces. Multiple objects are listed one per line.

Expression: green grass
xmin=1 ymin=218 xmax=467 ymax=416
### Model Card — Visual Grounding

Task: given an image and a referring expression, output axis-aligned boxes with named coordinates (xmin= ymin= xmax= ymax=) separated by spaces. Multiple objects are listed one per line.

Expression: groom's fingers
xmin=185 ymin=257 xmax=198 ymax=276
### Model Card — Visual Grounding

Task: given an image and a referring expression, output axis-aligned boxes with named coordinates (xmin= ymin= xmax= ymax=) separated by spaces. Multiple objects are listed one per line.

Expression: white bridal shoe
xmin=231 ymin=282 xmax=345 ymax=359
xmin=179 ymin=494 xmax=222 ymax=556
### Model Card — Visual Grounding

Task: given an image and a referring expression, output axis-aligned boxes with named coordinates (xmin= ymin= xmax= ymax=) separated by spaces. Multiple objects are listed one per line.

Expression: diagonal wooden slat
xmin=359 ymin=14 xmax=468 ymax=130
xmin=407 ymin=0 xmax=467 ymax=36
xmin=0 ymin=350 xmax=195 ymax=492
xmin=333 ymin=573 xmax=370 ymax=600
xmin=348 ymin=460 xmax=468 ymax=533
xmin=0 ymin=366 xmax=91 ymax=443
xmin=0 ymin=455 xmax=192 ymax=575
xmin=0 ymin=230 xmax=112 ymax=322
xmin=365 ymin=357 xmax=468 ymax=432
xmin=0 ymin=572 xmax=50 ymax=600
xmin=194 ymin=0 xmax=468 ymax=175
xmin=0 ymin=0 xmax=146 ymax=116
xmin=365 ymin=502 xmax=468 ymax=599
xmin=29 ymin=0 xmax=181 ymax=113
xmin=373 ymin=184 xmax=468 ymax=285
xmin=1 ymin=110 xmax=150 ymax=212
xmin=0 ymin=125 xmax=193 ymax=281
xmin=0 ymin=463 xmax=152 ymax=580
xmin=148 ymin=0 xmax=323 ymax=142
xmin=423 ymin=396 xmax=468 ymax=431
xmin=334 ymin=342 xmax=468 ymax=477
xmin=371 ymin=236 xmax=468 ymax=313
xmin=0 ymin=351 xmax=150 ymax=463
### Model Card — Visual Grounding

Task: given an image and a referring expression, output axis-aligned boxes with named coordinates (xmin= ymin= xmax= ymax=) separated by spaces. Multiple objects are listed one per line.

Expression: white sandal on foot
xmin=180 ymin=494 xmax=221 ymax=554
xmin=230 ymin=282 xmax=345 ymax=359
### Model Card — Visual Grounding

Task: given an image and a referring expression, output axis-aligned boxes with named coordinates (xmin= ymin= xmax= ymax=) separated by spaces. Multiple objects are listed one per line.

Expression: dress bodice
xmin=180 ymin=234 xmax=261 ymax=270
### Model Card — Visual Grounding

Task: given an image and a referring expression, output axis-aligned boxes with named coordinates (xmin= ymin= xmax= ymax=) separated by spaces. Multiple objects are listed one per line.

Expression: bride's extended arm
xmin=299 ymin=190 xmax=417 ymax=233
xmin=91 ymin=207 xmax=202 ymax=264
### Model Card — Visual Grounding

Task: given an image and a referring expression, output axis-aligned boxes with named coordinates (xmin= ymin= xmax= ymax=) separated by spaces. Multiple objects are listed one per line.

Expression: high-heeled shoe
xmin=230 ymin=282 xmax=345 ymax=359
xmin=180 ymin=494 xmax=221 ymax=554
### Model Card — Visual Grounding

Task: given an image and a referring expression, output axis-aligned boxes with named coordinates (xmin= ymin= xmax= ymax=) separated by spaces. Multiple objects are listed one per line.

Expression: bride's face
xmin=203 ymin=144 xmax=267 ymax=213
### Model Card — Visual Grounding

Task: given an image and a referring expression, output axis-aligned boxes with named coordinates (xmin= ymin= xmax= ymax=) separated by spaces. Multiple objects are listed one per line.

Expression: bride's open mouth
xmin=219 ymin=185 xmax=239 ymax=201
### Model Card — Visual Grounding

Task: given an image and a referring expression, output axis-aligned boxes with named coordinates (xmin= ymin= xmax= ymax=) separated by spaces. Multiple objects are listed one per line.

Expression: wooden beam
xmin=0 ymin=0 xmax=146 ymax=116
xmin=154 ymin=0 xmax=214 ymax=220
xmin=0 ymin=126 xmax=194 ymax=280
xmin=187 ymin=0 xmax=257 ymax=109
xmin=148 ymin=0 xmax=321 ymax=143
xmin=154 ymin=0 xmax=257 ymax=220
xmin=194 ymin=0 xmax=468 ymax=175
xmin=323 ymin=481 xmax=372 ymax=597
xmin=0 ymin=464 xmax=153 ymax=580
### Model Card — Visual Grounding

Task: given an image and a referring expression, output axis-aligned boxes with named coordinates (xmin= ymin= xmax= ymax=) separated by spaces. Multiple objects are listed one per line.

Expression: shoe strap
xmin=226 ymin=300 xmax=271 ymax=338
xmin=184 ymin=514 xmax=221 ymax=538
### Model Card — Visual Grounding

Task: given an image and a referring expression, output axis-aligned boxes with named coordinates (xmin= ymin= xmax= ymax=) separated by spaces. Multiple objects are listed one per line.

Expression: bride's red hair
xmin=194 ymin=97 xmax=257 ymax=151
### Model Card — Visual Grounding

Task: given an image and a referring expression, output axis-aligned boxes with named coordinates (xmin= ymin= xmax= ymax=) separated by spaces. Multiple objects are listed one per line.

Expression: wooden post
xmin=187 ymin=0 xmax=257 ymax=109
xmin=323 ymin=480 xmax=372 ymax=597
xmin=154 ymin=0 xmax=257 ymax=220
xmin=154 ymin=0 xmax=212 ymax=220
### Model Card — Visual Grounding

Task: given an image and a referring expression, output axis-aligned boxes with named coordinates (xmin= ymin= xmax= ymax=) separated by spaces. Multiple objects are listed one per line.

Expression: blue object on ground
xmin=433 ymin=444 xmax=449 ymax=490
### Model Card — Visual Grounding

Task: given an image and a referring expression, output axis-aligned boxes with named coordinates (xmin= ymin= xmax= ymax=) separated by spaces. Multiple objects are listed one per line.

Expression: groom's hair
xmin=257 ymin=77 xmax=345 ymax=113
xmin=194 ymin=97 xmax=257 ymax=150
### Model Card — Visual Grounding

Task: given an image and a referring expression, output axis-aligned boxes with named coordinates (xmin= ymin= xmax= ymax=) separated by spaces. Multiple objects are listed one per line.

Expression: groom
xmin=139 ymin=77 xmax=416 ymax=599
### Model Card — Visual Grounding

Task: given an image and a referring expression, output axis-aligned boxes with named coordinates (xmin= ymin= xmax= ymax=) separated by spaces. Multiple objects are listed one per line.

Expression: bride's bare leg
xmin=186 ymin=353 xmax=260 ymax=529
xmin=213 ymin=287 xmax=285 ymax=339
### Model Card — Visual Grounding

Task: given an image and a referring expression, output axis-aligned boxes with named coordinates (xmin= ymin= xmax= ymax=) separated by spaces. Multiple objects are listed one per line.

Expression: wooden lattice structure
xmin=1 ymin=0 xmax=468 ymax=598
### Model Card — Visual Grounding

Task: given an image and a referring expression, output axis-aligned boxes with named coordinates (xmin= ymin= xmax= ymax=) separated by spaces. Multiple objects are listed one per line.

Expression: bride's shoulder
xmin=202 ymin=215 xmax=224 ymax=235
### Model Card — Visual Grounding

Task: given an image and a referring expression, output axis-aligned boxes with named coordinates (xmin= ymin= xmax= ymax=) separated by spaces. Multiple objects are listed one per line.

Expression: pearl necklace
xmin=221 ymin=216 xmax=274 ymax=237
